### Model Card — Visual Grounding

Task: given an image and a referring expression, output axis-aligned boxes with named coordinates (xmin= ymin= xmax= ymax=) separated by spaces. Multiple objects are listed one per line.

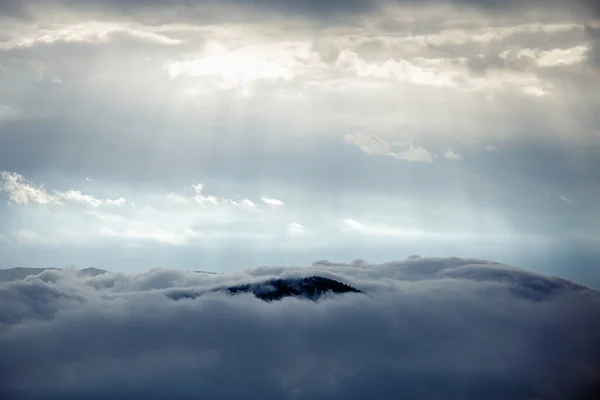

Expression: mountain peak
xmin=168 ymin=275 xmax=364 ymax=302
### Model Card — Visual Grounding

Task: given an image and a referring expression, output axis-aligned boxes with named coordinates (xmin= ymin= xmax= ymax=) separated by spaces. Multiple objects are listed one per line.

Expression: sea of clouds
xmin=1 ymin=257 xmax=599 ymax=399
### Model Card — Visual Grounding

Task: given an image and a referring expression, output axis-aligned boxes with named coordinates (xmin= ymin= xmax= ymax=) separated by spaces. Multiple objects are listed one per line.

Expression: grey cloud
xmin=0 ymin=0 xmax=30 ymax=20
xmin=585 ymin=26 xmax=600 ymax=68
xmin=1 ymin=257 xmax=599 ymax=399
xmin=5 ymin=0 xmax=599 ymax=25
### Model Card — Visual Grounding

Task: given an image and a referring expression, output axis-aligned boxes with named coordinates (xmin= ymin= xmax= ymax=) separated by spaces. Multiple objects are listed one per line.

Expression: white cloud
xmin=342 ymin=218 xmax=465 ymax=240
xmin=407 ymin=23 xmax=583 ymax=46
xmin=344 ymin=133 xmax=434 ymax=163
xmin=0 ymin=258 xmax=598 ymax=399
xmin=167 ymin=192 xmax=189 ymax=204
xmin=0 ymin=104 xmax=20 ymax=121
xmin=189 ymin=183 xmax=219 ymax=205
xmin=337 ymin=50 xmax=462 ymax=88
xmin=56 ymin=190 xmax=125 ymax=207
xmin=522 ymin=86 xmax=550 ymax=97
xmin=0 ymin=172 xmax=127 ymax=207
xmin=342 ymin=218 xmax=422 ymax=238
xmin=385 ymin=141 xmax=435 ymax=163
xmin=223 ymin=198 xmax=258 ymax=209
xmin=286 ymin=222 xmax=307 ymax=237
xmin=0 ymin=173 xmax=300 ymax=247
xmin=0 ymin=171 xmax=61 ymax=205
xmin=105 ymin=197 xmax=127 ymax=206
xmin=100 ymin=227 xmax=198 ymax=245
xmin=560 ymin=195 xmax=574 ymax=203
xmin=0 ymin=22 xmax=182 ymax=50
xmin=499 ymin=45 xmax=589 ymax=68
xmin=167 ymin=183 xmax=283 ymax=212
xmin=166 ymin=40 xmax=319 ymax=90
xmin=84 ymin=210 xmax=125 ymax=223
xmin=342 ymin=218 xmax=364 ymax=231
xmin=261 ymin=196 xmax=284 ymax=208
xmin=59 ymin=190 xmax=103 ymax=207
xmin=444 ymin=149 xmax=462 ymax=161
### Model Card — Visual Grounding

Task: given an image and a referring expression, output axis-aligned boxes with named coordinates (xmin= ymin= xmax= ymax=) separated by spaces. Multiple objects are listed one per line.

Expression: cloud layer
xmin=1 ymin=257 xmax=599 ymax=399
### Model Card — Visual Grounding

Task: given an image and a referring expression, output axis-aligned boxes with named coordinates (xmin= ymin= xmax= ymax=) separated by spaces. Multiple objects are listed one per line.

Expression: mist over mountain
xmin=0 ymin=266 xmax=107 ymax=282
xmin=1 ymin=257 xmax=599 ymax=399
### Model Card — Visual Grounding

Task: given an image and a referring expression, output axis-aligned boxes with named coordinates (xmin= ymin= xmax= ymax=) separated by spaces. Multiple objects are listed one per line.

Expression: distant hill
xmin=168 ymin=276 xmax=364 ymax=302
xmin=77 ymin=267 xmax=108 ymax=277
xmin=0 ymin=266 xmax=107 ymax=282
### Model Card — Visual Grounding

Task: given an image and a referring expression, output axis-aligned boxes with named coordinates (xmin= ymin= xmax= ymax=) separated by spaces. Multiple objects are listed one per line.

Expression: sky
xmin=1 ymin=0 xmax=600 ymax=285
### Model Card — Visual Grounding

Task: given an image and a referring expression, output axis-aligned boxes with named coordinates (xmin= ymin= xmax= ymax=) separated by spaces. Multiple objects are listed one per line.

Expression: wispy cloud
xmin=0 ymin=172 xmax=294 ymax=247
xmin=560 ymin=194 xmax=573 ymax=203
xmin=0 ymin=105 xmax=20 ymax=121
xmin=444 ymin=149 xmax=463 ymax=161
xmin=0 ymin=171 xmax=60 ymax=205
xmin=100 ymin=227 xmax=198 ymax=245
xmin=286 ymin=222 xmax=307 ymax=236
xmin=261 ymin=196 xmax=284 ymax=208
xmin=167 ymin=183 xmax=279 ymax=211
xmin=342 ymin=218 xmax=429 ymax=238
xmin=344 ymin=133 xmax=434 ymax=163
xmin=0 ymin=22 xmax=182 ymax=50
xmin=0 ymin=171 xmax=126 ymax=207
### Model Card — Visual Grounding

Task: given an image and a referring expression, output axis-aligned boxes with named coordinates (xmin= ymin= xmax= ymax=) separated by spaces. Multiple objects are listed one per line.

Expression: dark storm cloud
xmin=1 ymin=258 xmax=599 ymax=399
xmin=3 ymin=0 xmax=599 ymax=24
xmin=0 ymin=0 xmax=30 ymax=19
xmin=585 ymin=25 xmax=600 ymax=68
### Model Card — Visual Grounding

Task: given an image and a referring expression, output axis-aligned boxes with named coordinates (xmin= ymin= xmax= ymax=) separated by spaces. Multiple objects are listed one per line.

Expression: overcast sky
xmin=0 ymin=0 xmax=599 ymax=284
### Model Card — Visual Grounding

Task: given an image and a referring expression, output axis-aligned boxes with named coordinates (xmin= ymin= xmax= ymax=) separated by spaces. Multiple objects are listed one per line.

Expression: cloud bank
xmin=1 ymin=257 xmax=599 ymax=399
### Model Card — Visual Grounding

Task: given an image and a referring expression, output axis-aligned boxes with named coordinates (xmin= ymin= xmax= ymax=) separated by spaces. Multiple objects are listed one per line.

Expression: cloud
xmin=286 ymin=222 xmax=307 ymax=236
xmin=0 ymin=22 xmax=182 ymax=50
xmin=5 ymin=0 xmax=599 ymax=25
xmin=0 ymin=105 xmax=20 ymax=121
xmin=189 ymin=183 xmax=220 ymax=205
xmin=444 ymin=149 xmax=463 ymax=161
xmin=499 ymin=45 xmax=589 ymax=68
xmin=167 ymin=183 xmax=280 ymax=211
xmin=0 ymin=171 xmax=126 ymax=207
xmin=343 ymin=218 xmax=365 ymax=231
xmin=344 ymin=133 xmax=434 ymax=163
xmin=223 ymin=198 xmax=258 ymax=209
xmin=166 ymin=40 xmax=318 ymax=90
xmin=560 ymin=194 xmax=574 ymax=203
xmin=261 ymin=196 xmax=284 ymax=208
xmin=0 ymin=257 xmax=599 ymax=399
xmin=522 ymin=86 xmax=550 ymax=97
xmin=0 ymin=171 xmax=60 ymax=205
xmin=59 ymin=190 xmax=126 ymax=207
xmin=0 ymin=0 xmax=599 ymax=288
xmin=585 ymin=25 xmax=600 ymax=68
xmin=100 ymin=227 xmax=198 ymax=245
xmin=0 ymin=172 xmax=301 ymax=247
xmin=342 ymin=218 xmax=432 ymax=238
